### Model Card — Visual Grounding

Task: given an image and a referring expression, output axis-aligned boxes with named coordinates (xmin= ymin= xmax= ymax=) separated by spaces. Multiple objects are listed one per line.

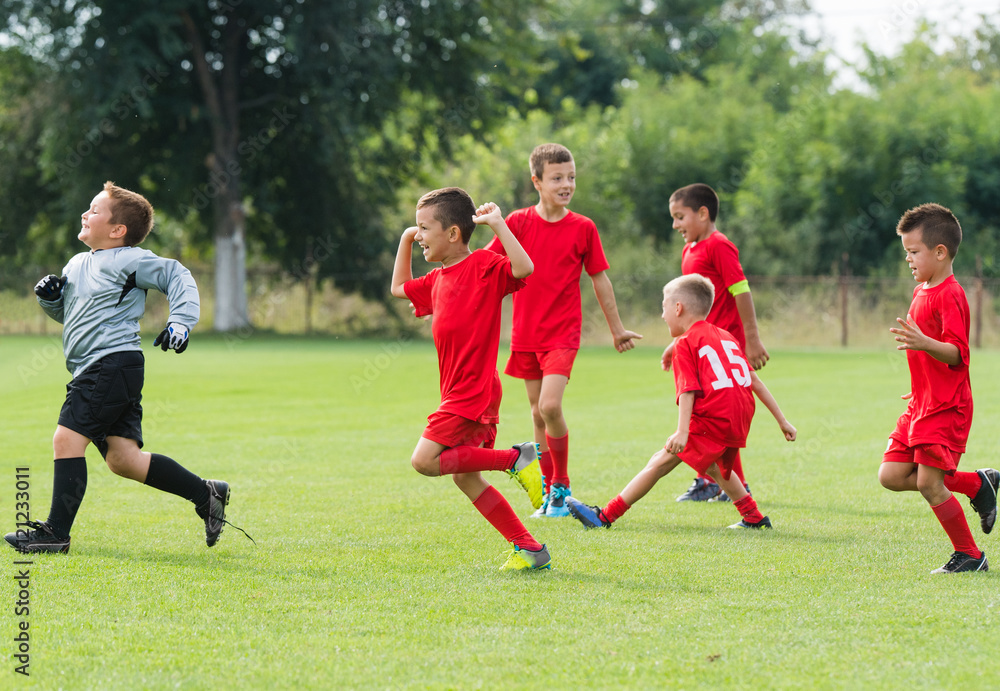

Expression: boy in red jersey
xmin=485 ymin=143 xmax=642 ymax=518
xmin=880 ymin=203 xmax=999 ymax=574
xmin=664 ymin=183 xmax=769 ymax=503
xmin=566 ymin=274 xmax=796 ymax=531
xmin=390 ymin=187 xmax=551 ymax=570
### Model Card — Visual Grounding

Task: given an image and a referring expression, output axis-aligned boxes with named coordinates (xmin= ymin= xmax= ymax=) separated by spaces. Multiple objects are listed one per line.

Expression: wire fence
xmin=4 ymin=265 xmax=1000 ymax=349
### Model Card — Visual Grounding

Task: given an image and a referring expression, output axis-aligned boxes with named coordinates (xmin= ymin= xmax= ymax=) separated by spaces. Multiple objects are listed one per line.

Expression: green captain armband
xmin=728 ymin=279 xmax=750 ymax=296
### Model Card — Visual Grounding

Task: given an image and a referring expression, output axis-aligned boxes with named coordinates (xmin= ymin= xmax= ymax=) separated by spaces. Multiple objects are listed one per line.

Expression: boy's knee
xmin=104 ymin=451 xmax=130 ymax=477
xmin=411 ymin=455 xmax=439 ymax=477
xmin=538 ymin=398 xmax=562 ymax=422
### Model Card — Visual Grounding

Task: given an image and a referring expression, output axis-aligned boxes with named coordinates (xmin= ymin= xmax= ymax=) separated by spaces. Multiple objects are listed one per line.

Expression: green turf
xmin=1 ymin=335 xmax=997 ymax=689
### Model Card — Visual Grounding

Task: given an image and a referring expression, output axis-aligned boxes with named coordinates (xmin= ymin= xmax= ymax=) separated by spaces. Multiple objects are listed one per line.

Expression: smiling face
xmin=661 ymin=293 xmax=685 ymax=338
xmin=669 ymin=199 xmax=712 ymax=244
xmin=533 ymin=160 xmax=576 ymax=210
xmin=901 ymin=227 xmax=947 ymax=284
xmin=79 ymin=191 xmax=126 ymax=250
xmin=414 ymin=205 xmax=458 ymax=264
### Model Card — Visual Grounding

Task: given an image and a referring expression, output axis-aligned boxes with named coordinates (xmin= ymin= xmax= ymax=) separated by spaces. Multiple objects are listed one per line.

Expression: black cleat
xmin=198 ymin=480 xmax=230 ymax=547
xmin=728 ymin=516 xmax=772 ymax=529
xmin=676 ymin=477 xmax=721 ymax=502
xmin=931 ymin=550 xmax=988 ymax=574
xmin=4 ymin=521 xmax=71 ymax=554
xmin=970 ymin=469 xmax=999 ymax=535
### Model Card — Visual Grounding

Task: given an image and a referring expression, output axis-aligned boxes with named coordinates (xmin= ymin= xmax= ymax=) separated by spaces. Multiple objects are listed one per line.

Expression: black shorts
xmin=58 ymin=351 xmax=145 ymax=453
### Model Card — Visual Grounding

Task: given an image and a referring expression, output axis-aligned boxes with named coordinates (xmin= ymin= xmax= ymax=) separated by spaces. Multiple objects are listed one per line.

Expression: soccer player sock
xmin=538 ymin=450 xmax=554 ymax=494
xmin=943 ymin=471 xmax=982 ymax=499
xmin=472 ymin=485 xmax=542 ymax=551
xmin=730 ymin=455 xmax=747 ymax=485
xmin=546 ymin=432 xmax=570 ymax=487
xmin=733 ymin=494 xmax=765 ymax=524
xmin=145 ymin=453 xmax=210 ymax=508
xmin=438 ymin=446 xmax=517 ymax=475
xmin=931 ymin=495 xmax=981 ymax=559
xmin=603 ymin=495 xmax=631 ymax=524
xmin=46 ymin=457 xmax=87 ymax=539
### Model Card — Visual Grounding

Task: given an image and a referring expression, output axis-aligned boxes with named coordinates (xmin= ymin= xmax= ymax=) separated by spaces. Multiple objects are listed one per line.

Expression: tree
xmin=3 ymin=0 xmax=544 ymax=329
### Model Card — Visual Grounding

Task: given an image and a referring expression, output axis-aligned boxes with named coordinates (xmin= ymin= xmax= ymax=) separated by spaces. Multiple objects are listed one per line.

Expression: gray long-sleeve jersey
xmin=38 ymin=246 xmax=200 ymax=377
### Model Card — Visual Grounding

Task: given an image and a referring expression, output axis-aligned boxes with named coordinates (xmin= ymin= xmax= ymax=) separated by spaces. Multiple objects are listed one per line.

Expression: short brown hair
xmin=670 ymin=183 xmax=720 ymax=222
xmin=416 ymin=187 xmax=476 ymax=244
xmin=896 ymin=203 xmax=962 ymax=258
xmin=103 ymin=181 xmax=154 ymax=246
xmin=529 ymin=143 xmax=574 ymax=179
xmin=663 ymin=274 xmax=715 ymax=319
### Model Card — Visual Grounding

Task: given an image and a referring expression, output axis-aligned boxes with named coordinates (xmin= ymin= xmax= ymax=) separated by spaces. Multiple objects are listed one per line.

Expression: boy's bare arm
xmin=474 ymin=202 xmax=533 ymax=278
xmin=665 ymin=392 xmax=695 ymax=454
xmin=734 ymin=291 xmax=769 ymax=370
xmin=390 ymin=226 xmax=419 ymax=299
xmin=590 ymin=271 xmax=643 ymax=352
xmin=889 ymin=313 xmax=962 ymax=366
xmin=750 ymin=372 xmax=797 ymax=441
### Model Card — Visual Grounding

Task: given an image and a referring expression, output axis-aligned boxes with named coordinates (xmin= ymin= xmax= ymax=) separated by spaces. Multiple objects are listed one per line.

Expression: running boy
xmin=390 ymin=187 xmax=551 ymax=570
xmin=4 ymin=182 xmax=230 ymax=554
xmin=566 ymin=274 xmax=796 ymax=531
xmin=486 ymin=143 xmax=641 ymax=518
xmin=665 ymin=183 xmax=769 ymax=502
xmin=880 ymin=203 xmax=999 ymax=574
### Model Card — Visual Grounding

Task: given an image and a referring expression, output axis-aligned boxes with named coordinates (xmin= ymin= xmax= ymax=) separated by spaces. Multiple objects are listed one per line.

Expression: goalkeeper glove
xmin=154 ymin=322 xmax=190 ymax=353
xmin=35 ymin=274 xmax=67 ymax=301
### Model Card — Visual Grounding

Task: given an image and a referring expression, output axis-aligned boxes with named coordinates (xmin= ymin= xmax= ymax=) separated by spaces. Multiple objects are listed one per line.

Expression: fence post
xmin=840 ymin=253 xmax=850 ymax=347
xmin=974 ymin=255 xmax=983 ymax=349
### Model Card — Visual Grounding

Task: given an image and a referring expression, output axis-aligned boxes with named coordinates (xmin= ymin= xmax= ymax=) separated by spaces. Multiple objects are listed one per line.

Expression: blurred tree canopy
xmin=2 ymin=1 xmax=999 ymax=329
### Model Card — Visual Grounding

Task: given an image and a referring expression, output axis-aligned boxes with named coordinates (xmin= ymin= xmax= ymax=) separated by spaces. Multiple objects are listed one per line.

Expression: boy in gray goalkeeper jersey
xmin=4 ymin=182 xmax=230 ymax=553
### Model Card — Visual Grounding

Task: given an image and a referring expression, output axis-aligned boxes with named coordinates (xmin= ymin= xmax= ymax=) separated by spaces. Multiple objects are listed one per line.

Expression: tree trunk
xmin=181 ymin=9 xmax=250 ymax=332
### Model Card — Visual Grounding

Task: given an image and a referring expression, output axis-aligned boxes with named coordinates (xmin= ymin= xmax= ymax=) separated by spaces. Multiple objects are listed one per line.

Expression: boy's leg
xmin=524 ymin=379 xmax=552 ymax=488
xmin=105 ymin=436 xmax=225 ymax=546
xmin=706 ymin=462 xmax=768 ymax=527
xmin=567 ymin=447 xmax=682 ymax=529
xmin=918 ymin=464 xmax=981 ymax=559
xmin=454 ymin=473 xmax=543 ymax=552
xmin=537 ymin=374 xmax=570 ymax=484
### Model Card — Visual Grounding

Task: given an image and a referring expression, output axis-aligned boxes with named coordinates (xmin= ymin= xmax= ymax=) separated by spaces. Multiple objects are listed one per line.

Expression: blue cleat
xmin=546 ymin=483 xmax=572 ymax=517
xmin=566 ymin=496 xmax=611 ymax=529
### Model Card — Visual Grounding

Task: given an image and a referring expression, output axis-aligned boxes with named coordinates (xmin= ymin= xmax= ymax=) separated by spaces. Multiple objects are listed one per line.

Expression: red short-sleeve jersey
xmin=890 ymin=275 xmax=972 ymax=452
xmin=681 ymin=230 xmax=748 ymax=348
xmin=404 ymin=250 xmax=526 ymax=423
xmin=485 ymin=207 xmax=610 ymax=351
xmin=671 ymin=320 xmax=755 ymax=448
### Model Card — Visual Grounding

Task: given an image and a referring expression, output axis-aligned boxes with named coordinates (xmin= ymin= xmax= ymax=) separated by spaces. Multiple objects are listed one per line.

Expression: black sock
xmin=46 ymin=457 xmax=87 ymax=539
xmin=144 ymin=454 xmax=209 ymax=508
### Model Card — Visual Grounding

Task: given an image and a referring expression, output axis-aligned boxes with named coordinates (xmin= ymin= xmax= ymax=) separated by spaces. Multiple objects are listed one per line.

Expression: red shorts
xmin=883 ymin=438 xmax=961 ymax=474
xmin=504 ymin=349 xmax=578 ymax=380
xmin=423 ymin=410 xmax=497 ymax=449
xmin=675 ymin=433 xmax=742 ymax=480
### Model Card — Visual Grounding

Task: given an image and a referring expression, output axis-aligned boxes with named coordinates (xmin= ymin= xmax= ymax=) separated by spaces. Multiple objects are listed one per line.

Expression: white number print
xmin=698 ymin=340 xmax=751 ymax=390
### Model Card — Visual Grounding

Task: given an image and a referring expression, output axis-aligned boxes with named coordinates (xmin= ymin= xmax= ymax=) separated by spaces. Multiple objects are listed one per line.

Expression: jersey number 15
xmin=698 ymin=341 xmax=751 ymax=390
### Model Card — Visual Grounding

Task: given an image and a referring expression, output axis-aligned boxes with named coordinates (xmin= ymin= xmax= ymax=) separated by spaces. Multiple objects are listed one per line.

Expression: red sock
xmin=472 ymin=485 xmax=542 ymax=551
xmin=730 ymin=455 xmax=747 ymax=485
xmin=944 ymin=471 xmax=982 ymax=499
xmin=603 ymin=495 xmax=631 ymax=524
xmin=538 ymin=450 xmax=554 ymax=494
xmin=931 ymin=495 xmax=981 ymax=558
xmin=546 ymin=432 xmax=569 ymax=487
xmin=439 ymin=446 xmax=516 ymax=475
xmin=733 ymin=494 xmax=765 ymax=524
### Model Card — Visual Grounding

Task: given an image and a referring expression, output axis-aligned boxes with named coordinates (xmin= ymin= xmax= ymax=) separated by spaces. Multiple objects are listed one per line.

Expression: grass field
xmin=2 ymin=334 xmax=999 ymax=689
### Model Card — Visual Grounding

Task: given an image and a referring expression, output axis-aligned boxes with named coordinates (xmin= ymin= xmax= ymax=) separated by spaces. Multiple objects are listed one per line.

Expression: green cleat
xmin=507 ymin=442 xmax=544 ymax=509
xmin=501 ymin=544 xmax=552 ymax=571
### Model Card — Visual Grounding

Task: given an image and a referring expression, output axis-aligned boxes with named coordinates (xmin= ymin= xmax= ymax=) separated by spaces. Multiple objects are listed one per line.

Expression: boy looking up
xmin=665 ymin=183 xmax=768 ymax=503
xmin=566 ymin=274 xmax=796 ymax=532
xmin=4 ymin=182 xmax=231 ymax=554
xmin=881 ymin=203 xmax=999 ymax=574
xmin=486 ymin=143 xmax=642 ymax=518
xmin=390 ymin=187 xmax=551 ymax=570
